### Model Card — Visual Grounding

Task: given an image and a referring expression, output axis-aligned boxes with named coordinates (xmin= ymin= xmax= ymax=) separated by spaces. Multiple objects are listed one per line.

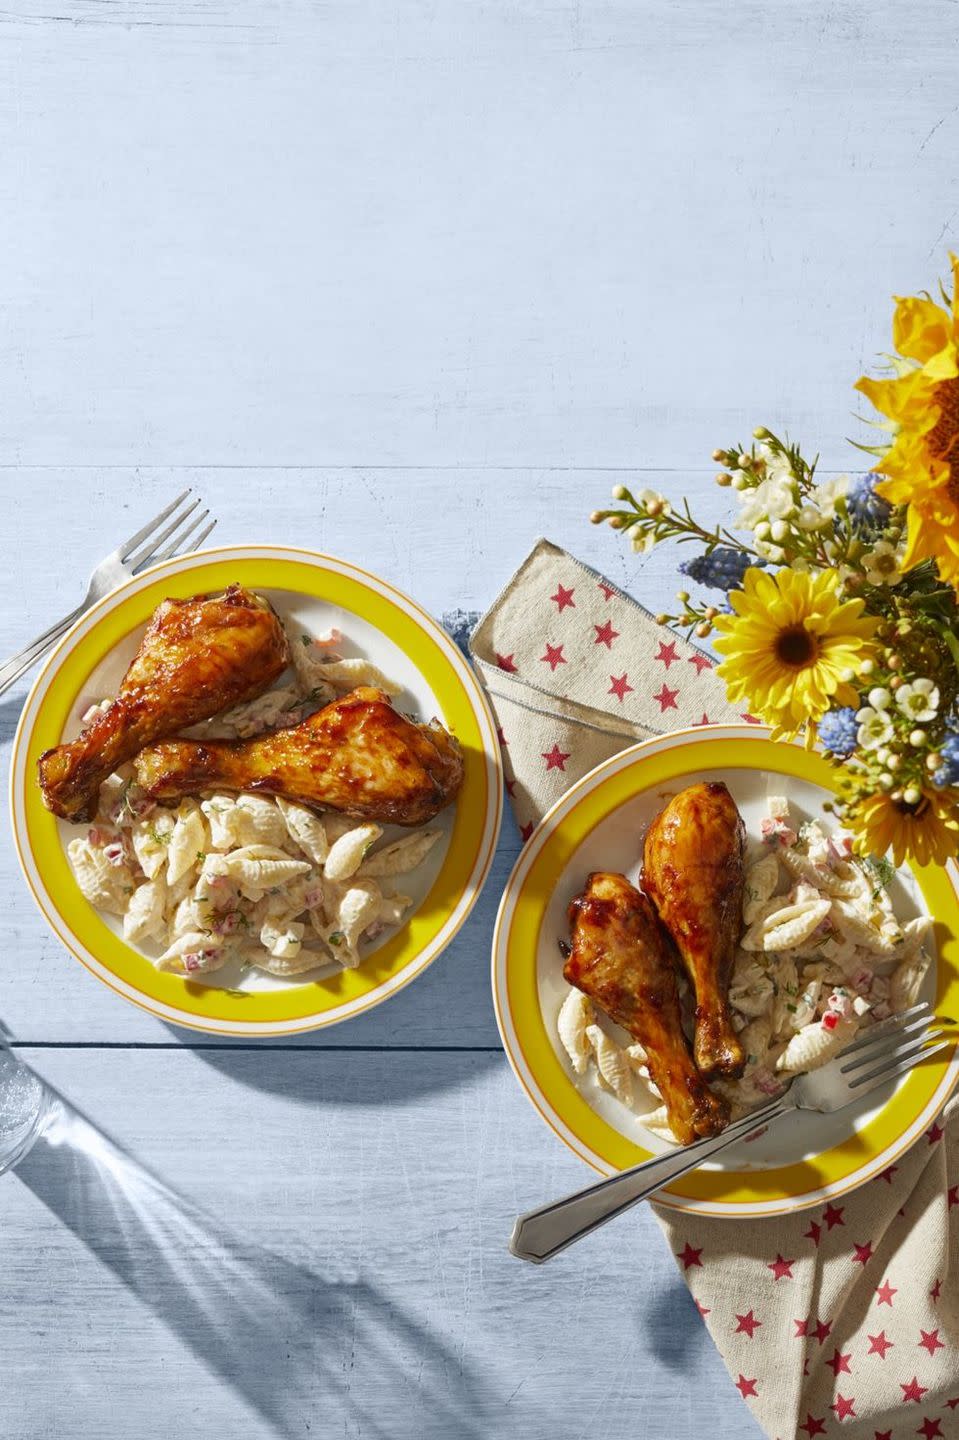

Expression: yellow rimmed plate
xmin=10 ymin=546 xmax=502 ymax=1036
xmin=492 ymin=724 xmax=959 ymax=1217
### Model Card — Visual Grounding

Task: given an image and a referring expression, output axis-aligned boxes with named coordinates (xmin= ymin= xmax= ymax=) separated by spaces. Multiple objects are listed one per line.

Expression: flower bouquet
xmin=591 ymin=256 xmax=959 ymax=868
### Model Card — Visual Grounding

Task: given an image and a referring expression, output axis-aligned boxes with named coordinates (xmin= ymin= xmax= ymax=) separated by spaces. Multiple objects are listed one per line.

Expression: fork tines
xmin=119 ymin=490 xmax=217 ymax=572
xmin=837 ymin=1002 xmax=949 ymax=1091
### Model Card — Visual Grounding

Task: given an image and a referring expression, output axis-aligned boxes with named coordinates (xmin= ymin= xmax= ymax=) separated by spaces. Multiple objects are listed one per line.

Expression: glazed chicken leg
xmin=134 ymin=686 xmax=464 ymax=826
xmin=642 ymin=782 xmax=746 ymax=1081
xmin=38 ymin=585 xmax=289 ymax=822
xmin=565 ymin=872 xmax=729 ymax=1144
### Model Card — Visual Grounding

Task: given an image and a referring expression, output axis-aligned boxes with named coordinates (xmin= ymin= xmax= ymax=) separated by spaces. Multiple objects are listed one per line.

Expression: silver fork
xmin=0 ymin=491 xmax=217 ymax=698
xmin=510 ymin=1002 xmax=949 ymax=1264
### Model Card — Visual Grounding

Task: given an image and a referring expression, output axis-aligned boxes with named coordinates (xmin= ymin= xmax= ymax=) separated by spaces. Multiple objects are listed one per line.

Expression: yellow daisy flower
xmin=712 ymin=567 xmax=878 ymax=737
xmin=846 ymin=788 xmax=959 ymax=868
xmin=855 ymin=253 xmax=959 ymax=584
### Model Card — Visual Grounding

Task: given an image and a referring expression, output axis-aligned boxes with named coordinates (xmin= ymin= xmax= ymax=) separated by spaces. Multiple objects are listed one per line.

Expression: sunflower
xmin=712 ymin=567 xmax=878 ymax=737
xmin=855 ymin=253 xmax=959 ymax=585
xmin=845 ymin=788 xmax=959 ymax=868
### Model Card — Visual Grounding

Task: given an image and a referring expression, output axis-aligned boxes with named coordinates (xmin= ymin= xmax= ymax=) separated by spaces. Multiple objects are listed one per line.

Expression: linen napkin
xmin=471 ymin=539 xmax=959 ymax=1440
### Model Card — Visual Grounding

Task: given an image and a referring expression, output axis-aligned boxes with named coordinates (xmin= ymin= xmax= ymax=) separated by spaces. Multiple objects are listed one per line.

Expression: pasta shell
xmin=890 ymin=948 xmax=932 ymax=1013
xmin=67 ymin=838 xmax=135 ymax=915
xmin=131 ymin=811 xmax=175 ymax=879
xmin=259 ymin=918 xmax=305 ymax=959
xmin=122 ymin=876 xmax=168 ymax=944
xmin=275 ymin=797 xmax=329 ymax=865
xmin=155 ymin=931 xmax=227 ymax=975
xmin=324 ymin=824 xmax=382 ymax=882
xmin=359 ymin=830 xmax=441 ymax=878
xmin=585 ymin=1024 xmax=634 ymax=1105
xmin=254 ymin=874 xmax=316 ymax=923
xmin=315 ymin=880 xmax=382 ymax=967
xmin=310 ymin=657 xmax=401 ymax=696
xmin=171 ymin=895 xmax=210 ymax=938
xmin=743 ymin=852 xmax=780 ymax=923
xmin=167 ymin=802 xmax=208 ymax=887
xmin=254 ymin=947 xmax=327 ymax=977
xmin=228 ymin=795 xmax=288 ymax=849
xmin=759 ymin=898 xmax=831 ymax=952
xmin=557 ymin=989 xmax=593 ymax=1075
xmin=640 ymin=1105 xmax=681 ymax=1144
xmin=829 ymin=899 xmax=901 ymax=955
xmin=200 ymin=795 xmax=241 ymax=850
xmin=740 ymin=898 xmax=785 ymax=950
xmin=373 ymin=892 xmax=412 ymax=927
xmin=729 ymin=959 xmax=775 ymax=1018
xmin=776 ymin=1013 xmax=857 ymax=1074
xmin=220 ymin=845 xmax=312 ymax=900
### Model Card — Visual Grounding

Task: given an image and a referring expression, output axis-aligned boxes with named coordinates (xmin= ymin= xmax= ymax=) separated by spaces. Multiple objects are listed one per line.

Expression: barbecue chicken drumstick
xmin=642 ymin=781 xmax=746 ymax=1081
xmin=134 ymin=687 xmax=464 ymax=827
xmin=38 ymin=585 xmax=289 ymax=822
xmin=565 ymin=872 xmax=729 ymax=1144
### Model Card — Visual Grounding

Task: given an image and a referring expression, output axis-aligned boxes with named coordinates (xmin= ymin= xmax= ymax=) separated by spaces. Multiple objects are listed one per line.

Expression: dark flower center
xmin=775 ymin=625 xmax=818 ymax=668
xmin=930 ymin=375 xmax=959 ymax=504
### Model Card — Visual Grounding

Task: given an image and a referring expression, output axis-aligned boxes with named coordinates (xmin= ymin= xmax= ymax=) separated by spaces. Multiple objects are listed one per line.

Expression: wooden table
xmin=1 ymin=4 xmax=954 ymax=1435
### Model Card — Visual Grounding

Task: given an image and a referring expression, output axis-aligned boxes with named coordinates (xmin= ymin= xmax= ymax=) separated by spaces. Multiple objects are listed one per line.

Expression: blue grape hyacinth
xmin=934 ymin=732 xmax=959 ymax=788
xmin=846 ymin=472 xmax=893 ymax=532
xmin=679 ymin=547 xmax=756 ymax=592
xmin=819 ymin=706 xmax=859 ymax=758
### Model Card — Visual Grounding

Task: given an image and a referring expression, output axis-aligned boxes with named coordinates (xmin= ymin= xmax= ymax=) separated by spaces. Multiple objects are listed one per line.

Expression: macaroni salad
xmin=65 ymin=621 xmax=441 ymax=981
xmin=557 ymin=797 xmax=931 ymax=1143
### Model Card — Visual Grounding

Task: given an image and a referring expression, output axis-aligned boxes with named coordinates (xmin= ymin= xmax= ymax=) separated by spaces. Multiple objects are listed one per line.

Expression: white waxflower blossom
xmin=738 ymin=476 xmax=796 ymax=528
xmin=796 ymin=504 xmax=829 ymax=532
xmin=811 ymin=474 xmax=849 ymax=519
xmin=856 ymin=706 xmax=894 ymax=750
xmin=759 ymin=447 xmax=794 ymax=482
xmin=637 ymin=488 xmax=670 ymax=514
xmin=861 ymin=539 xmax=902 ymax=588
xmin=896 ymin=679 xmax=940 ymax=723
xmin=629 ymin=525 xmax=656 ymax=554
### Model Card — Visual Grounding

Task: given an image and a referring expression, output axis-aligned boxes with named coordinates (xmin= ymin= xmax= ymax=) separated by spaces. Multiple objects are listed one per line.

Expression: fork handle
xmin=0 ymin=604 xmax=87 ymax=698
xmin=509 ymin=1097 xmax=791 ymax=1264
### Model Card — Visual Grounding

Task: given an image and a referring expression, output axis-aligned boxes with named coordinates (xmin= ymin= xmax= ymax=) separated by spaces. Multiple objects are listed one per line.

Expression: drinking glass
xmin=0 ymin=1042 xmax=53 ymax=1176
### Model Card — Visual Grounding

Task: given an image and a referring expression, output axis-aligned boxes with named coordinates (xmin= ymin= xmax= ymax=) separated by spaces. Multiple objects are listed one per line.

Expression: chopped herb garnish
xmin=328 ymin=931 xmax=344 ymax=947
xmin=147 ymin=824 xmax=170 ymax=846
xmin=785 ymin=1002 xmax=798 ymax=1013
xmin=863 ymin=854 xmax=895 ymax=891
xmin=301 ymin=633 xmax=313 ymax=647
xmin=284 ymin=685 xmax=326 ymax=712
xmin=195 ymin=850 xmax=207 ymax=863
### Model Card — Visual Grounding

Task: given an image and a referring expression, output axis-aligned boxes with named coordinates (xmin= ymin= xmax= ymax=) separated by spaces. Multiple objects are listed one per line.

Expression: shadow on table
xmin=16 ymin=1088 xmax=493 ymax=1439
xmin=635 ymin=1270 xmax=711 ymax=1373
xmin=0 ymin=690 xmax=29 ymax=744
xmin=176 ymin=1038 xmax=502 ymax=1108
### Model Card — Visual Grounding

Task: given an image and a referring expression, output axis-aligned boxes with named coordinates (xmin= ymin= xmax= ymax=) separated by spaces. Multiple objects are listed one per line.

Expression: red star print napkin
xmin=663 ymin=1098 xmax=959 ymax=1440
xmin=471 ymin=539 xmax=959 ymax=1440
xmin=469 ymin=539 xmax=743 ymax=839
